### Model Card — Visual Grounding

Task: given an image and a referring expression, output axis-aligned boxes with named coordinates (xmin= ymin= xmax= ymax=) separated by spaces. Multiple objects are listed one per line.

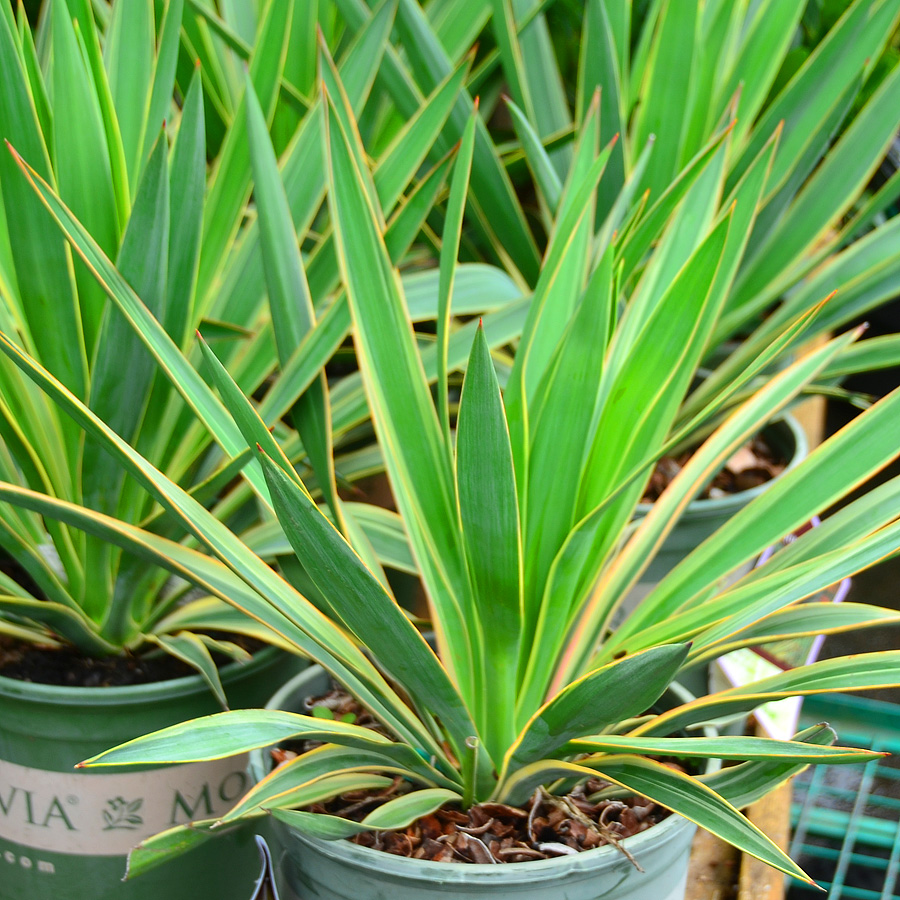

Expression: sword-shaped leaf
xmin=269 ymin=788 xmax=463 ymax=839
xmin=637 ymin=652 xmax=900 ymax=736
xmin=563 ymin=734 xmax=882 ymax=764
xmin=588 ymin=757 xmax=814 ymax=884
xmin=322 ymin=92 xmax=475 ymax=699
xmin=700 ymin=725 xmax=837 ymax=809
xmin=81 ymin=709 xmax=398 ymax=766
xmin=148 ymin=632 xmax=228 ymax=709
xmin=256 ymin=446 xmax=479 ymax=765
xmin=245 ymin=73 xmax=340 ymax=525
xmin=457 ymin=323 xmax=522 ymax=758
xmin=503 ymin=643 xmax=688 ymax=774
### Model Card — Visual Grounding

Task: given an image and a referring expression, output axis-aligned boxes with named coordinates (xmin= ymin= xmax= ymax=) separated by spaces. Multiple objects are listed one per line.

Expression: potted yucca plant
xmin=0 ymin=3 xmax=523 ymax=896
xmin=12 ymin=77 xmax=900 ymax=899
xmin=0 ymin=2 xmax=314 ymax=897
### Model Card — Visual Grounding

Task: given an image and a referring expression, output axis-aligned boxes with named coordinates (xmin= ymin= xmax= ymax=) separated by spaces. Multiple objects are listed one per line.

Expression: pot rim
xmin=635 ymin=414 xmax=808 ymax=517
xmin=254 ymin=667 xmax=703 ymax=882
xmin=0 ymin=643 xmax=285 ymax=707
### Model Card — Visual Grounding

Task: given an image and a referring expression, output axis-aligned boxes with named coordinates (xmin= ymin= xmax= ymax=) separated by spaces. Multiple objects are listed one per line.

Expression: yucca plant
xmin=0 ymin=0 xmax=525 ymax=691
xmin=0 ymin=0 xmax=333 ymax=692
xmin=4 ymin=70 xmax=898 ymax=889
xmin=326 ymin=0 xmax=900 ymax=442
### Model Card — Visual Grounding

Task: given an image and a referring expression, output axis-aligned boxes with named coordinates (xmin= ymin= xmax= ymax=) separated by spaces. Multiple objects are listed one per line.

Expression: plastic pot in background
xmin=251 ymin=667 xmax=704 ymax=900
xmin=0 ymin=647 xmax=305 ymax=900
xmin=631 ymin=415 xmax=809 ymax=594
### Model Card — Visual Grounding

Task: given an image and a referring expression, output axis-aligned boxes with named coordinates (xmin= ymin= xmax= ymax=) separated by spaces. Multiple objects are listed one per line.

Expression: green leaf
xmin=736 ymin=58 xmax=900 ymax=307
xmin=245 ymin=72 xmax=340 ymax=524
xmin=695 ymin=603 xmax=900 ymax=662
xmin=126 ymin=819 xmax=221 ymax=879
xmin=62 ymin=0 xmax=130 ymax=230
xmin=255 ymin=447 xmax=479 ymax=765
xmin=820 ymin=335 xmax=900 ymax=381
xmin=358 ymin=787 xmax=462 ymax=830
xmin=0 ymin=16 xmax=86 ymax=398
xmin=550 ymin=216 xmax=733 ymax=678
xmin=510 ymin=104 xmax=610 ymax=410
xmin=270 ymin=785 xmax=464 ymax=839
xmin=565 ymin=734 xmax=882 ymax=764
xmin=90 ymin=131 xmax=169 ymax=453
xmin=373 ymin=55 xmax=472 ymax=214
xmin=0 ymin=338 xmax=444 ymax=758
xmin=709 ymin=1 xmax=804 ymax=151
xmin=436 ymin=103 xmax=477 ymax=443
xmin=701 ymin=724 xmax=837 ymax=809
xmin=601 ymin=330 xmax=867 ymax=656
xmin=226 ymin=746 xmax=455 ymax=824
xmin=641 ymin=652 xmax=900 ymax=736
xmin=520 ymin=248 xmax=612 ymax=665
xmin=268 ymin=808 xmax=372 ymax=840
xmin=148 ymin=632 xmax=228 ymax=709
xmin=505 ymin=96 xmax=562 ymax=215
xmin=140 ymin=0 xmax=183 ymax=170
xmin=637 ymin=377 xmax=900 ymax=647
xmin=504 ymin=643 xmax=689 ymax=774
xmin=457 ymin=323 xmax=522 ymax=758
xmin=16 ymin=4 xmax=50 ymax=144
xmin=730 ymin=0 xmax=898 ymax=197
xmin=81 ymin=709 xmax=396 ymax=766
xmin=50 ymin=0 xmax=118 ymax=353
xmin=6 ymin=148 xmax=273 ymax=504
xmin=632 ymin=0 xmax=697 ymax=197
xmin=589 ymin=756 xmax=813 ymax=884
xmin=165 ymin=66 xmax=205 ymax=347
xmin=578 ymin=0 xmax=626 ymax=213
xmin=617 ymin=127 xmax=732 ymax=284
xmin=0 ymin=595 xmax=115 ymax=656
xmin=195 ymin=0 xmax=293 ymax=309
xmin=394 ymin=0 xmax=541 ymax=284
xmin=220 ymin=752 xmax=420 ymax=825
xmin=322 ymin=92 xmax=475 ymax=701
xmin=103 ymin=0 xmax=154 ymax=191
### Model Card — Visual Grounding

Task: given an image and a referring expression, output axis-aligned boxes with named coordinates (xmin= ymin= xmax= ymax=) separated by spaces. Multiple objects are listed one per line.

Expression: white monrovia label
xmin=0 ymin=755 xmax=250 ymax=856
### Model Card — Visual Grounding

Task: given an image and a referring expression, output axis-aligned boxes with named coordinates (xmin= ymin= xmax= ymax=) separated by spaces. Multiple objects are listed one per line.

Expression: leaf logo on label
xmin=101 ymin=797 xmax=144 ymax=831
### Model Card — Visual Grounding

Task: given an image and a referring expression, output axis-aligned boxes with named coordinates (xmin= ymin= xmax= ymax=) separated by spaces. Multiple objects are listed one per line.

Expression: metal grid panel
xmin=788 ymin=694 xmax=900 ymax=900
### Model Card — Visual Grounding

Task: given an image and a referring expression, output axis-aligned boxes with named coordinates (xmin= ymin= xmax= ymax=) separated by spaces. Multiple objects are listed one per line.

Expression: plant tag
xmin=0 ymin=755 xmax=249 ymax=856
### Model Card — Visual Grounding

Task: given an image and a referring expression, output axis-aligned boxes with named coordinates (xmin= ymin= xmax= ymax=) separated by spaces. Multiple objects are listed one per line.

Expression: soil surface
xmin=642 ymin=435 xmax=786 ymax=503
xmin=273 ymin=686 xmax=674 ymax=866
xmin=0 ymin=634 xmax=260 ymax=688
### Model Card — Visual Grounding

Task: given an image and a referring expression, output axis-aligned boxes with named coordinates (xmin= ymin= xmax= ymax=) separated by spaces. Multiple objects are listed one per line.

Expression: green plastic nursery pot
xmin=633 ymin=415 xmax=808 ymax=588
xmin=0 ymin=646 xmax=305 ymax=900
xmin=251 ymin=668 xmax=701 ymax=900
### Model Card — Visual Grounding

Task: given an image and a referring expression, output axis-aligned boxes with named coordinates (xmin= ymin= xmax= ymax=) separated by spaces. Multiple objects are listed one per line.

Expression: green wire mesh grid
xmin=788 ymin=693 xmax=900 ymax=900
